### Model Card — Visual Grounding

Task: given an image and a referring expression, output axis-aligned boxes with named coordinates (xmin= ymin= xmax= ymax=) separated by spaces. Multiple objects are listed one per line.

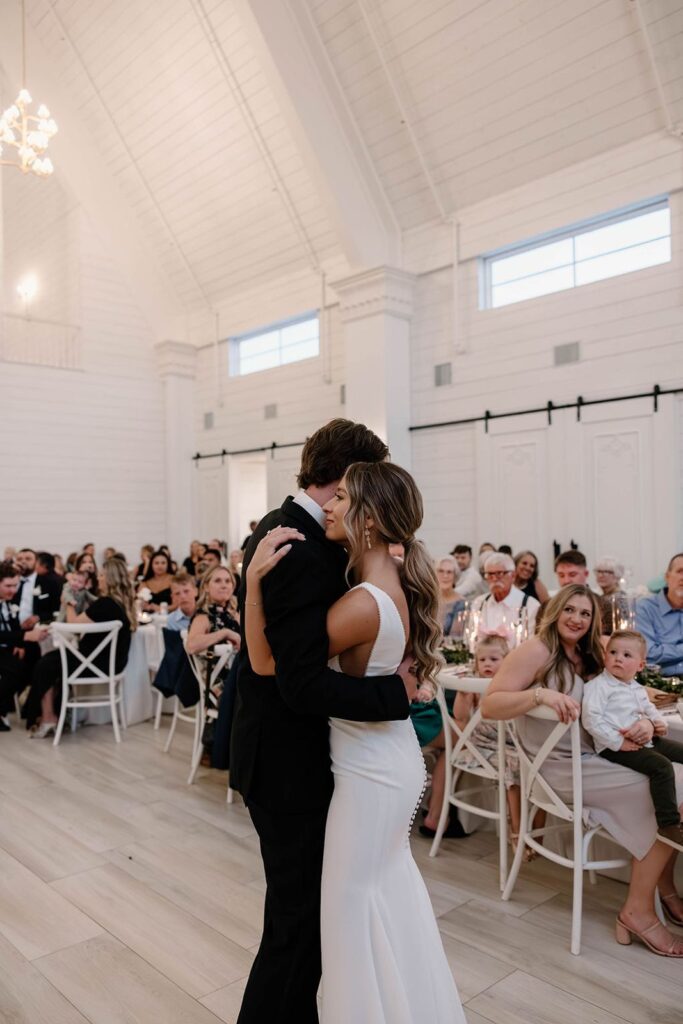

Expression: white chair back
xmin=52 ymin=621 xmax=122 ymax=684
xmin=503 ymin=704 xmax=629 ymax=954
xmin=431 ymin=671 xmax=509 ymax=888
xmin=51 ymin=621 xmax=125 ymax=745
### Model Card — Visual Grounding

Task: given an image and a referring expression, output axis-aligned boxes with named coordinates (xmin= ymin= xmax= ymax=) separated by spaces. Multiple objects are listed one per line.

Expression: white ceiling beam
xmin=233 ymin=0 xmax=401 ymax=269
xmin=0 ymin=1 xmax=186 ymax=341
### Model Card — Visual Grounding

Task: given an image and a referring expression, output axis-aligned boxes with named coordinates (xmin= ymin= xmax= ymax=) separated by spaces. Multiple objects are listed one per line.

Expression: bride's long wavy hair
xmin=343 ymin=461 xmax=443 ymax=686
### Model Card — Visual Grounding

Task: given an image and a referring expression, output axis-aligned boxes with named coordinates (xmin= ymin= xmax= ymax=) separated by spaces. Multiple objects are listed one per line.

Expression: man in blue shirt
xmin=636 ymin=554 xmax=683 ymax=676
xmin=166 ymin=573 xmax=197 ymax=632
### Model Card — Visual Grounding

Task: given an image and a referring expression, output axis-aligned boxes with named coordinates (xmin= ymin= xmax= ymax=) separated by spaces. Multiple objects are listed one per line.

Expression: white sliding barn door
xmin=474 ymin=396 xmax=679 ymax=585
xmin=475 ymin=415 xmax=555 ymax=578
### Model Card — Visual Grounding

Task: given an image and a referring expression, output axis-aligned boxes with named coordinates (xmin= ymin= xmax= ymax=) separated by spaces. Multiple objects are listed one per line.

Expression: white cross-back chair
xmin=51 ymin=621 xmax=124 ymax=745
xmin=165 ymin=634 xmax=234 ymax=798
xmin=502 ymin=705 xmax=629 ymax=955
xmin=149 ymin=618 xmax=167 ymax=730
xmin=430 ymin=672 xmax=509 ymax=890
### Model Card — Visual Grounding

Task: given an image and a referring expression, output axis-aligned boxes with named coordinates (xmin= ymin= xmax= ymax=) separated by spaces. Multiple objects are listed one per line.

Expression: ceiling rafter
xmin=355 ymin=0 xmax=449 ymax=221
xmin=44 ymin=0 xmax=215 ymax=312
xmin=189 ymin=0 xmax=322 ymax=273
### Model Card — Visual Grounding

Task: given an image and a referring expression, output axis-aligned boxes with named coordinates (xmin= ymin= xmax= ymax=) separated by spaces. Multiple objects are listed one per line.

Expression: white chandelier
xmin=0 ymin=0 xmax=57 ymax=178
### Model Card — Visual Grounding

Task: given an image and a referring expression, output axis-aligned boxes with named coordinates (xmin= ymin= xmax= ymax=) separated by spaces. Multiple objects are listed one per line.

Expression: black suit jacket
xmin=33 ymin=572 xmax=63 ymax=621
xmin=230 ymin=496 xmax=410 ymax=812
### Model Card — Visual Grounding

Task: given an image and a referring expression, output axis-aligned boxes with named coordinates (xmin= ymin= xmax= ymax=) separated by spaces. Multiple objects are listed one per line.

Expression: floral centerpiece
xmin=637 ymin=666 xmax=682 ymax=702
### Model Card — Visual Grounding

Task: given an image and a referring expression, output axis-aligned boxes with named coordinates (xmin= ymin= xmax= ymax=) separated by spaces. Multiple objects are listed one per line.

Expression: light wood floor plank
xmin=52 ymin=864 xmax=254 ymax=998
xmin=468 ymin=969 xmax=629 ymax=1024
xmin=35 ymin=933 xmax=225 ymax=1023
xmin=0 ymin=792 xmax=105 ymax=881
xmin=0 ymin=847 xmax=102 ymax=960
xmin=0 ymin=931 xmax=90 ymax=1023
xmin=438 ymin=900 xmax=681 ymax=1024
xmin=105 ymin=839 xmax=264 ymax=948
xmin=0 ymin=720 xmax=677 ymax=1024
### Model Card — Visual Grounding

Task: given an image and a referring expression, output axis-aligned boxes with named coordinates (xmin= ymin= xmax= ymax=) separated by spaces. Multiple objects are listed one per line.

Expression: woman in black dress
xmin=25 ymin=558 xmax=137 ymax=737
xmin=514 ymin=549 xmax=549 ymax=605
xmin=186 ymin=566 xmax=240 ymax=754
xmin=138 ymin=549 xmax=174 ymax=610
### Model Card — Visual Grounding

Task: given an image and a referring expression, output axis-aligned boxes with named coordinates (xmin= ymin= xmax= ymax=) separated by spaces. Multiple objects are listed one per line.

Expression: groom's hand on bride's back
xmin=398 ymin=653 xmax=420 ymax=702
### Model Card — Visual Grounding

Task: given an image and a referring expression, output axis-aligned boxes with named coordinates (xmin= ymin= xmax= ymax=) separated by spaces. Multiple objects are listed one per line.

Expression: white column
xmin=333 ymin=266 xmax=415 ymax=469
xmin=155 ymin=340 xmax=197 ymax=557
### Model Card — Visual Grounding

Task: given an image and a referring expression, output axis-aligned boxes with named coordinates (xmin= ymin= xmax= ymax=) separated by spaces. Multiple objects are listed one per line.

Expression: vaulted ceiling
xmin=2 ymin=0 xmax=681 ymax=332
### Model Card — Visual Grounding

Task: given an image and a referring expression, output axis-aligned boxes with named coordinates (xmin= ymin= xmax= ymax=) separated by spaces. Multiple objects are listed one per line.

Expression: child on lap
xmin=582 ymin=629 xmax=683 ymax=849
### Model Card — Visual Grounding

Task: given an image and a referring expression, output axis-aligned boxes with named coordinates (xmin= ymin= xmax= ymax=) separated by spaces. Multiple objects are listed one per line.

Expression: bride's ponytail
xmin=399 ymin=538 xmax=443 ymax=687
xmin=343 ymin=462 xmax=443 ymax=686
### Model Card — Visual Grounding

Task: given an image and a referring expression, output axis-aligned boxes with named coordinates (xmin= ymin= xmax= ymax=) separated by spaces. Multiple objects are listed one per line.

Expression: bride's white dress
xmin=321 ymin=582 xmax=466 ymax=1023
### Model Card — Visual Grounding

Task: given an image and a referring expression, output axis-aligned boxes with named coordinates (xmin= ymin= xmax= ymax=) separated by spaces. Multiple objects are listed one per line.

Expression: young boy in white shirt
xmin=582 ymin=629 xmax=683 ymax=849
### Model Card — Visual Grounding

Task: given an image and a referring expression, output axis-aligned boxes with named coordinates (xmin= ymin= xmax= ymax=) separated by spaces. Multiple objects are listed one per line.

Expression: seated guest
xmin=57 ymin=552 xmax=100 ymax=622
xmin=3 ymin=546 xmax=16 ymax=562
xmin=186 ymin=566 xmax=240 ymax=755
xmin=471 ymin=552 xmax=539 ymax=646
xmin=166 ymin=572 xmax=197 ymax=631
xmin=24 ymin=558 xmax=136 ymax=738
xmin=133 ymin=544 xmax=154 ymax=583
xmin=241 ymin=520 xmax=258 ymax=551
xmin=159 ymin=544 xmax=177 ymax=572
xmin=102 ymin=546 xmax=116 ymax=562
xmin=595 ymin=557 xmax=625 ymax=597
xmin=595 ymin=556 xmax=628 ymax=633
xmin=138 ymin=549 xmax=173 ymax=610
xmin=228 ymin=549 xmax=243 ymax=593
xmin=636 ymin=553 xmax=683 ymax=677
xmin=435 ymin=556 xmax=464 ymax=637
xmin=65 ymin=551 xmax=79 ymax=572
xmin=182 ymin=540 xmax=206 ymax=576
xmin=33 ymin=552 xmax=64 ymax=621
xmin=0 ymin=561 xmax=48 ymax=732
xmin=554 ymin=549 xmax=589 ymax=588
xmin=54 ymin=554 xmax=66 ymax=576
xmin=201 ymin=548 xmax=222 ymax=573
xmin=582 ymin=629 xmax=683 ymax=849
xmin=482 ymin=585 xmax=683 ymax=955
xmin=450 ymin=544 xmax=486 ymax=599
xmin=82 ymin=542 xmax=95 ymax=557
xmin=498 ymin=544 xmax=513 ymax=556
xmin=514 ymin=550 xmax=550 ymax=605
xmin=15 ymin=548 xmax=38 ymax=628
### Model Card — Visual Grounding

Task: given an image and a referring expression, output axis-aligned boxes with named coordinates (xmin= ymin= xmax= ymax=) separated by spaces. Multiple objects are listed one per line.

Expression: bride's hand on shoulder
xmin=247 ymin=526 xmax=306 ymax=581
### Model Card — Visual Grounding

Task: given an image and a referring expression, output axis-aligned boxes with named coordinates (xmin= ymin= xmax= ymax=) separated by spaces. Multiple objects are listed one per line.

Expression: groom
xmin=231 ymin=419 xmax=416 ymax=1024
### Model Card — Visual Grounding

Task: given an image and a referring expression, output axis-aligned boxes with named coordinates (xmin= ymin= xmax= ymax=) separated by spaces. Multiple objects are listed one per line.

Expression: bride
xmin=245 ymin=460 xmax=466 ymax=1024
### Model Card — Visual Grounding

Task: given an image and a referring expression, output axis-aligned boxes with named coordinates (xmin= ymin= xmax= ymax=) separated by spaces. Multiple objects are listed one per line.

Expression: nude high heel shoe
xmin=616 ymin=916 xmax=683 ymax=957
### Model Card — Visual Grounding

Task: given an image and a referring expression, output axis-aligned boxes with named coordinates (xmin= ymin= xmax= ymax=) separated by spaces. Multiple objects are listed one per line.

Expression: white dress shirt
xmin=471 ymin=584 xmax=539 ymax=645
xmin=455 ymin=566 xmax=487 ymax=599
xmin=292 ymin=489 xmax=327 ymax=530
xmin=581 ymin=670 xmax=665 ymax=753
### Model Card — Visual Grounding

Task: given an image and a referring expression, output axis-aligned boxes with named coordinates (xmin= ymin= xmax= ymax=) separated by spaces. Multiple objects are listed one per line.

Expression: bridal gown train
xmin=321 ymin=582 xmax=466 ymax=1024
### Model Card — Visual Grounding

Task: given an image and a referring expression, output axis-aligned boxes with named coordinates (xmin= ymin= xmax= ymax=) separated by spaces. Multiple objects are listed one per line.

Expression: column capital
xmin=155 ymin=340 xmax=197 ymax=379
xmin=331 ymin=266 xmax=416 ymax=324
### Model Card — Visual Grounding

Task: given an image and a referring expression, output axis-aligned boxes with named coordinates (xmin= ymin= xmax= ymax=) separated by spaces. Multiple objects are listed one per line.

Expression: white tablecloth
xmin=89 ymin=630 xmax=154 ymax=726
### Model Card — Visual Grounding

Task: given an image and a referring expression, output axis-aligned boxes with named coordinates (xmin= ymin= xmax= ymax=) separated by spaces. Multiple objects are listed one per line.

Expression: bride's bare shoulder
xmin=327 ymin=586 xmax=379 ymax=655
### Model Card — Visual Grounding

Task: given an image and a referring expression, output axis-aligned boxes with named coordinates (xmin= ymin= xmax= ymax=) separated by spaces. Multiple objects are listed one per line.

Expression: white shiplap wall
xmin=0 ymin=197 xmax=166 ymax=561
xmin=405 ymin=132 xmax=683 ymax=567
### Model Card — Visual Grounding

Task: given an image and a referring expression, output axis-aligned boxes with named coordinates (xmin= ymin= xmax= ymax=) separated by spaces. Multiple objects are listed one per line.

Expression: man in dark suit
xmin=231 ymin=419 xmax=415 ymax=1024
xmin=33 ymin=552 xmax=64 ymax=621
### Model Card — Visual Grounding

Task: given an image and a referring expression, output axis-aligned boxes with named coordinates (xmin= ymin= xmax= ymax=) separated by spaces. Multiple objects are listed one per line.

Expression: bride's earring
xmin=364 ymin=526 xmax=372 ymax=550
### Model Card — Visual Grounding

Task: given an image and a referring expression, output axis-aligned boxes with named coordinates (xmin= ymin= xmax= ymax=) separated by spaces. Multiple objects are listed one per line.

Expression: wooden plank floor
xmin=0 ymin=716 xmax=680 ymax=1023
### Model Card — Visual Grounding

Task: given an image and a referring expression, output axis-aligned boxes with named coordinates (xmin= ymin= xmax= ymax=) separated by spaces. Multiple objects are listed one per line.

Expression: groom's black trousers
xmin=237 ymin=800 xmax=329 ymax=1024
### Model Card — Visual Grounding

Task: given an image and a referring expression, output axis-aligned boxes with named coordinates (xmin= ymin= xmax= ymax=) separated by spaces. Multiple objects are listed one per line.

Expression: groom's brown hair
xmin=297 ymin=418 xmax=388 ymax=489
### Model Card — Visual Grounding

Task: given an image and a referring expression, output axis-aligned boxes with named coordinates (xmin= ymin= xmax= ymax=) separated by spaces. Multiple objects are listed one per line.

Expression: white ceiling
xmin=2 ymin=0 xmax=681 ymax=327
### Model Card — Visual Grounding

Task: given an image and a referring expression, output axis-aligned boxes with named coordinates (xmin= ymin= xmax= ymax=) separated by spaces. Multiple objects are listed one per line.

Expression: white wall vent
xmin=434 ymin=362 xmax=452 ymax=386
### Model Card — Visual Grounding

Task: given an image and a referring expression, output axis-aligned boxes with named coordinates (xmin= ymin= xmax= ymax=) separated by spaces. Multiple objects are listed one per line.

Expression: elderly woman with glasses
xmin=594 ymin=556 xmax=629 ymax=634
xmin=469 ymin=551 xmax=540 ymax=647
